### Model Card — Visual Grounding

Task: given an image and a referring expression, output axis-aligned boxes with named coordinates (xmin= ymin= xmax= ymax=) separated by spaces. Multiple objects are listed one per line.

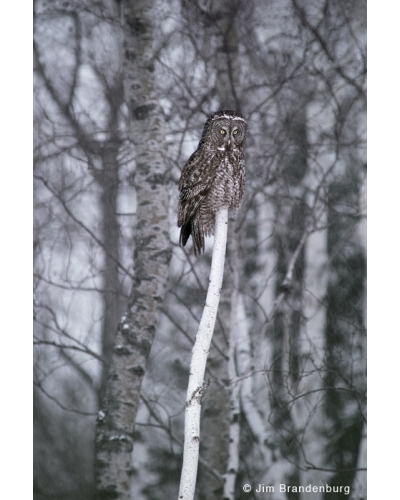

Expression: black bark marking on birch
xmin=121 ymin=330 xmax=152 ymax=356
xmin=125 ymin=15 xmax=147 ymax=36
xmin=147 ymin=173 xmax=168 ymax=187
xmin=124 ymin=48 xmax=136 ymax=61
xmin=114 ymin=346 xmax=131 ymax=356
xmin=131 ymin=103 xmax=156 ymax=120
xmin=97 ymin=437 xmax=133 ymax=454
xmin=187 ymin=380 xmax=211 ymax=406
xmin=133 ymin=233 xmax=158 ymax=249
xmin=127 ymin=365 xmax=145 ymax=376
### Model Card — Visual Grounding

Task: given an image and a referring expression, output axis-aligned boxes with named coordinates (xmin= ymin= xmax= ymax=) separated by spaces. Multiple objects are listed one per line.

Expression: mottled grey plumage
xmin=178 ymin=110 xmax=247 ymax=256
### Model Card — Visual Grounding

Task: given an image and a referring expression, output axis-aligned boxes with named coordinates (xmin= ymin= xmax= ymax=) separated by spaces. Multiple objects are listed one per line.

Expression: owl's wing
xmin=178 ymin=186 xmax=211 ymax=228
xmin=178 ymin=150 xmax=213 ymax=227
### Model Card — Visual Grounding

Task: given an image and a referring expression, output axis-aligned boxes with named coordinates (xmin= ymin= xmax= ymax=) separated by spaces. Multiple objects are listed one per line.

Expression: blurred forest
xmin=33 ymin=0 xmax=366 ymax=499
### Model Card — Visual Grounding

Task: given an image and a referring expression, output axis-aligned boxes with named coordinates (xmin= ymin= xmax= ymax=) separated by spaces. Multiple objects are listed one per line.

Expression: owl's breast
xmin=207 ymin=153 xmax=244 ymax=211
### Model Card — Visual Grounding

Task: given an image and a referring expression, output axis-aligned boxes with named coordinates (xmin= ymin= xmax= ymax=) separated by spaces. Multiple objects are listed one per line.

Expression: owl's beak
xmin=227 ymin=140 xmax=231 ymax=146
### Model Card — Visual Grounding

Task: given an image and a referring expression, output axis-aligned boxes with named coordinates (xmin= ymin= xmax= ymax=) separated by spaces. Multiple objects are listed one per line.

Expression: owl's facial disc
xmin=216 ymin=126 xmax=230 ymax=150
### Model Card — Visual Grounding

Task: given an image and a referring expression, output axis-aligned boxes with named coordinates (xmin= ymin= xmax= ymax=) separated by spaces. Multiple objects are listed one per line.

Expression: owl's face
xmin=210 ymin=117 xmax=247 ymax=152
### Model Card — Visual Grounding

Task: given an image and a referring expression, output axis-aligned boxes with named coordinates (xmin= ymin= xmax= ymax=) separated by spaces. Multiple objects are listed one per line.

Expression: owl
xmin=178 ymin=110 xmax=247 ymax=256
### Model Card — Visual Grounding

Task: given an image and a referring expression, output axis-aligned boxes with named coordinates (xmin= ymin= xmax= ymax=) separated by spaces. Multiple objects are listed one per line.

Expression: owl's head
xmin=199 ymin=110 xmax=247 ymax=152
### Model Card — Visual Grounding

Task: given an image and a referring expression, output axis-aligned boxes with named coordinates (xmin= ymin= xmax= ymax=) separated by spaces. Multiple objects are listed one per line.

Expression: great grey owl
xmin=178 ymin=110 xmax=247 ymax=256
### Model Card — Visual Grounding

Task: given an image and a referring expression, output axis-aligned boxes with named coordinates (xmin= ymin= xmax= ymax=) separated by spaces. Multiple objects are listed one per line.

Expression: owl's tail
xmin=180 ymin=214 xmax=205 ymax=257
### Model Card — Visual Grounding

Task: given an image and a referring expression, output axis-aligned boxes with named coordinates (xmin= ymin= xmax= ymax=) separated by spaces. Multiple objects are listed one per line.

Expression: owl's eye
xmin=233 ymin=129 xmax=238 ymax=135
xmin=220 ymin=129 xmax=226 ymax=135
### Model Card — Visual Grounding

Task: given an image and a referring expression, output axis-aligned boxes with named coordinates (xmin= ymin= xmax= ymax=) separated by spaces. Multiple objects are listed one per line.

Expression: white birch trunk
xmin=178 ymin=208 xmax=228 ymax=500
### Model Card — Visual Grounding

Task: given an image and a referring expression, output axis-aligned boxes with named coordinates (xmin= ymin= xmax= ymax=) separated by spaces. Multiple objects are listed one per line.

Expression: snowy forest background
xmin=33 ymin=0 xmax=367 ymax=498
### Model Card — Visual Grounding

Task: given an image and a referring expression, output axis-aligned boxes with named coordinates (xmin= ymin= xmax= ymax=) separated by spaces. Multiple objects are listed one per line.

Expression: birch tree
xmin=178 ymin=209 xmax=229 ymax=500
xmin=94 ymin=0 xmax=171 ymax=498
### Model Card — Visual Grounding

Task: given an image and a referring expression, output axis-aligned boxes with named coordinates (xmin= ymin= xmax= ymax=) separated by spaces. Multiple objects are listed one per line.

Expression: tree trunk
xmin=323 ymin=94 xmax=366 ymax=495
xmin=95 ymin=1 xmax=172 ymax=498
xmin=97 ymin=104 xmax=125 ymax=404
xmin=269 ymin=98 xmax=309 ymax=494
